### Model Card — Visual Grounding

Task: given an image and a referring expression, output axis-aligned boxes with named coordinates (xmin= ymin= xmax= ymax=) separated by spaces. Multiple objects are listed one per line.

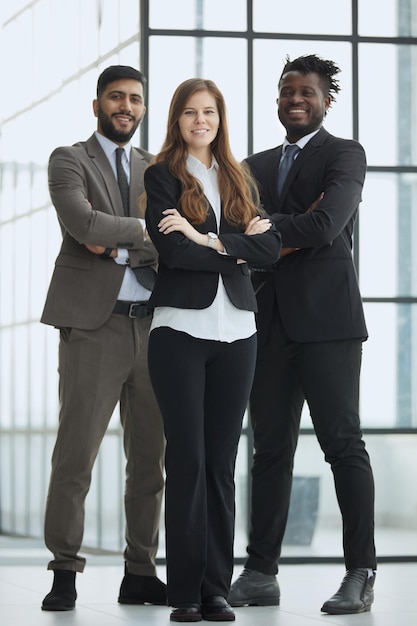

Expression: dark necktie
xmin=115 ymin=147 xmax=129 ymax=216
xmin=278 ymin=144 xmax=300 ymax=196
xmin=115 ymin=147 xmax=156 ymax=291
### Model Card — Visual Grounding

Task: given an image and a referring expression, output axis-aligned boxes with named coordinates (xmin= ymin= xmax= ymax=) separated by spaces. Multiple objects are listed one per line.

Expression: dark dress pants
xmin=246 ymin=308 xmax=376 ymax=575
xmin=148 ymin=327 xmax=257 ymax=606
xmin=44 ymin=313 xmax=165 ymax=574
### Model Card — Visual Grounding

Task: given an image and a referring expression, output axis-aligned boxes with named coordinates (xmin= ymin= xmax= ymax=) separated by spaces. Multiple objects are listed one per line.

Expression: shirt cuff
xmin=114 ymin=249 xmax=129 ymax=265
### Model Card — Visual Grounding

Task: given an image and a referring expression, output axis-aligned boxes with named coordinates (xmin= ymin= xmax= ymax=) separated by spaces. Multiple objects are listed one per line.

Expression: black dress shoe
xmin=321 ymin=568 xmax=376 ymax=614
xmin=201 ymin=595 xmax=235 ymax=621
xmin=41 ymin=569 xmax=77 ymax=611
xmin=170 ymin=603 xmax=202 ymax=622
xmin=118 ymin=563 xmax=167 ymax=605
xmin=227 ymin=568 xmax=280 ymax=607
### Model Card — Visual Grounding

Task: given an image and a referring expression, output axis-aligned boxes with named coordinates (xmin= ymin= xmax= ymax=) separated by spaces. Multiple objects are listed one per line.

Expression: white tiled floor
xmin=0 ymin=537 xmax=416 ymax=626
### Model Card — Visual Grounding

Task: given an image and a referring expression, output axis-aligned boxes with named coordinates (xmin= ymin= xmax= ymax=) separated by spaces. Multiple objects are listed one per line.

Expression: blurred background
xmin=0 ymin=0 xmax=416 ymax=565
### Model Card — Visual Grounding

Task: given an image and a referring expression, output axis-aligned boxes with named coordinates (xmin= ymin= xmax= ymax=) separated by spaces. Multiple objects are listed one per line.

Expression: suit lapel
xmin=280 ymin=128 xmax=328 ymax=200
xmin=86 ymin=134 xmax=124 ymax=216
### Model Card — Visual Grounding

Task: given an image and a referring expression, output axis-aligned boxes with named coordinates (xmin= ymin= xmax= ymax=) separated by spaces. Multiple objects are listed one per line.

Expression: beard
xmin=278 ymin=109 xmax=324 ymax=139
xmin=97 ymin=104 xmax=142 ymax=143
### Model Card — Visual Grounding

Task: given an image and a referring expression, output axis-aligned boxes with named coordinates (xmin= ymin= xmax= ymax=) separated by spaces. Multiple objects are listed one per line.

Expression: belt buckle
xmin=128 ymin=303 xmax=140 ymax=318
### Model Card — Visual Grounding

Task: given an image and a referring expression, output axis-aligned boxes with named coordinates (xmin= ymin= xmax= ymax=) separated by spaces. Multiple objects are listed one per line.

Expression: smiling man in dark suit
xmin=228 ymin=54 xmax=377 ymax=615
xmin=40 ymin=65 xmax=166 ymax=611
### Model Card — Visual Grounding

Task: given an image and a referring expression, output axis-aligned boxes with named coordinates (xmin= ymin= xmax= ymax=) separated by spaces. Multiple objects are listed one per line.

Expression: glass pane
xmin=0 ymin=1 xmax=27 ymax=23
xmin=33 ymin=0 xmax=54 ymax=101
xmin=0 ymin=165 xmax=15 ymax=223
xmin=13 ymin=217 xmax=30 ymax=323
xmin=99 ymin=0 xmax=119 ymax=54
xmin=149 ymin=0 xmax=246 ymax=31
xmin=15 ymin=166 xmax=31 ymax=217
xmin=50 ymin=0 xmax=80 ymax=78
xmin=359 ymin=0 xmax=417 ymax=37
xmin=80 ymin=0 xmax=100 ymax=67
xmin=202 ymin=0 xmax=246 ymax=31
xmin=149 ymin=0 xmax=198 ymax=29
xmin=361 ymin=303 xmax=417 ymax=428
xmin=0 ymin=330 xmax=12 ymax=428
xmin=119 ymin=0 xmax=140 ymax=40
xmin=148 ymin=37 xmax=248 ymax=160
xmin=200 ymin=38 xmax=248 ymax=160
xmin=253 ymin=41 xmax=353 ymax=154
xmin=0 ymin=10 xmax=32 ymax=118
xmin=13 ymin=327 xmax=29 ymax=428
xmin=359 ymin=43 xmax=417 ymax=166
xmin=0 ymin=223 xmax=14 ymax=326
xmin=148 ymin=37 xmax=197 ymax=153
xmin=360 ymin=172 xmax=417 ymax=298
xmin=253 ymin=0 xmax=351 ymax=35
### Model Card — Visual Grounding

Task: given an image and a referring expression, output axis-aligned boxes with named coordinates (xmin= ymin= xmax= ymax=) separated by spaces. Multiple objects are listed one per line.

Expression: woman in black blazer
xmin=144 ymin=78 xmax=281 ymax=622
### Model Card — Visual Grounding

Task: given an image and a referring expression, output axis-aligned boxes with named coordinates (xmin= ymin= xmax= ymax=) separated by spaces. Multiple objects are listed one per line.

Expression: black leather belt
xmin=112 ymin=300 xmax=151 ymax=319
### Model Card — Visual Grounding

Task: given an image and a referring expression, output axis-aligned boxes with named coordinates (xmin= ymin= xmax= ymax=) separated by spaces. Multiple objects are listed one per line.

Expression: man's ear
xmin=92 ymin=98 xmax=99 ymax=118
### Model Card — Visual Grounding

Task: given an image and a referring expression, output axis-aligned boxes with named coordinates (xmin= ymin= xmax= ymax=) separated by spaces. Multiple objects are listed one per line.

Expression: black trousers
xmin=148 ymin=327 xmax=257 ymax=606
xmin=247 ymin=308 xmax=376 ymax=575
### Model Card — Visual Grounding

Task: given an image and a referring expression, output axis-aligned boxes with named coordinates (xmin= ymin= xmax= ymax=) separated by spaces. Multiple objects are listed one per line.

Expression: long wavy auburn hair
xmin=154 ymin=78 xmax=260 ymax=226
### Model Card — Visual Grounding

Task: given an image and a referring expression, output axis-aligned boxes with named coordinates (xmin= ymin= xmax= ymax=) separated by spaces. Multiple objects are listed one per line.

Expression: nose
xmin=195 ymin=111 xmax=206 ymax=124
xmin=120 ymin=96 xmax=132 ymax=111
xmin=289 ymin=91 xmax=303 ymax=103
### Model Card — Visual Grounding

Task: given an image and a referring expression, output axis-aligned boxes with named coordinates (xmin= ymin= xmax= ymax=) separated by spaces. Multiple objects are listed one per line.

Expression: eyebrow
xmin=108 ymin=89 xmax=143 ymax=99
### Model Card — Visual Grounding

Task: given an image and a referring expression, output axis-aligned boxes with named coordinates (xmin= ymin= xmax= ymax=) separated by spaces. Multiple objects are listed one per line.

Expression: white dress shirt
xmin=95 ymin=132 xmax=151 ymax=302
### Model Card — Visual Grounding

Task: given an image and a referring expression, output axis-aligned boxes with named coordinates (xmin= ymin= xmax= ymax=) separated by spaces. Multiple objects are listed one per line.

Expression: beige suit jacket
xmin=41 ymin=133 xmax=157 ymax=330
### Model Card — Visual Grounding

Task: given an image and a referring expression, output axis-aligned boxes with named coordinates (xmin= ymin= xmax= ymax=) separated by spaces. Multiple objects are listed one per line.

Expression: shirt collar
xmin=186 ymin=152 xmax=218 ymax=174
xmin=94 ymin=131 xmax=132 ymax=162
xmin=283 ymin=128 xmax=321 ymax=152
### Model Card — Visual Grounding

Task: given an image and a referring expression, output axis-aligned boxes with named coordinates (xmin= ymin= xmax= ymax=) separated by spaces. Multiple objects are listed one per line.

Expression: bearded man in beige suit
xmin=40 ymin=65 xmax=166 ymax=611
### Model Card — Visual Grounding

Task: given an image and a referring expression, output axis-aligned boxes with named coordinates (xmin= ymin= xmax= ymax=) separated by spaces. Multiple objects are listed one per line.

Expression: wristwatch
xmin=207 ymin=232 xmax=219 ymax=248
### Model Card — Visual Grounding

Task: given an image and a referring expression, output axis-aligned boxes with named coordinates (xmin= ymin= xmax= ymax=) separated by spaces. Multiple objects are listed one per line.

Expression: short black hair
xmin=279 ymin=54 xmax=341 ymax=105
xmin=96 ymin=65 xmax=146 ymax=98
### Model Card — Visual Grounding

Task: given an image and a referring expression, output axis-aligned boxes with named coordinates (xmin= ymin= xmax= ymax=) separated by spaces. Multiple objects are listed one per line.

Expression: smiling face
xmin=178 ymin=90 xmax=220 ymax=164
xmin=277 ymin=71 xmax=330 ymax=142
xmin=93 ymin=78 xmax=146 ymax=145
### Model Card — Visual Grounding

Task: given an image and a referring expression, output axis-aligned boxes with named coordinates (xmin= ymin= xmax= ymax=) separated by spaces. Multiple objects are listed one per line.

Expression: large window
xmin=1 ymin=0 xmax=416 ymax=563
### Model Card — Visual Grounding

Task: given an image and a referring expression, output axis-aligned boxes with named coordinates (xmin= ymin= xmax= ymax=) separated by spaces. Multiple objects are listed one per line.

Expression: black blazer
xmin=144 ymin=162 xmax=281 ymax=312
xmin=245 ymin=127 xmax=368 ymax=345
